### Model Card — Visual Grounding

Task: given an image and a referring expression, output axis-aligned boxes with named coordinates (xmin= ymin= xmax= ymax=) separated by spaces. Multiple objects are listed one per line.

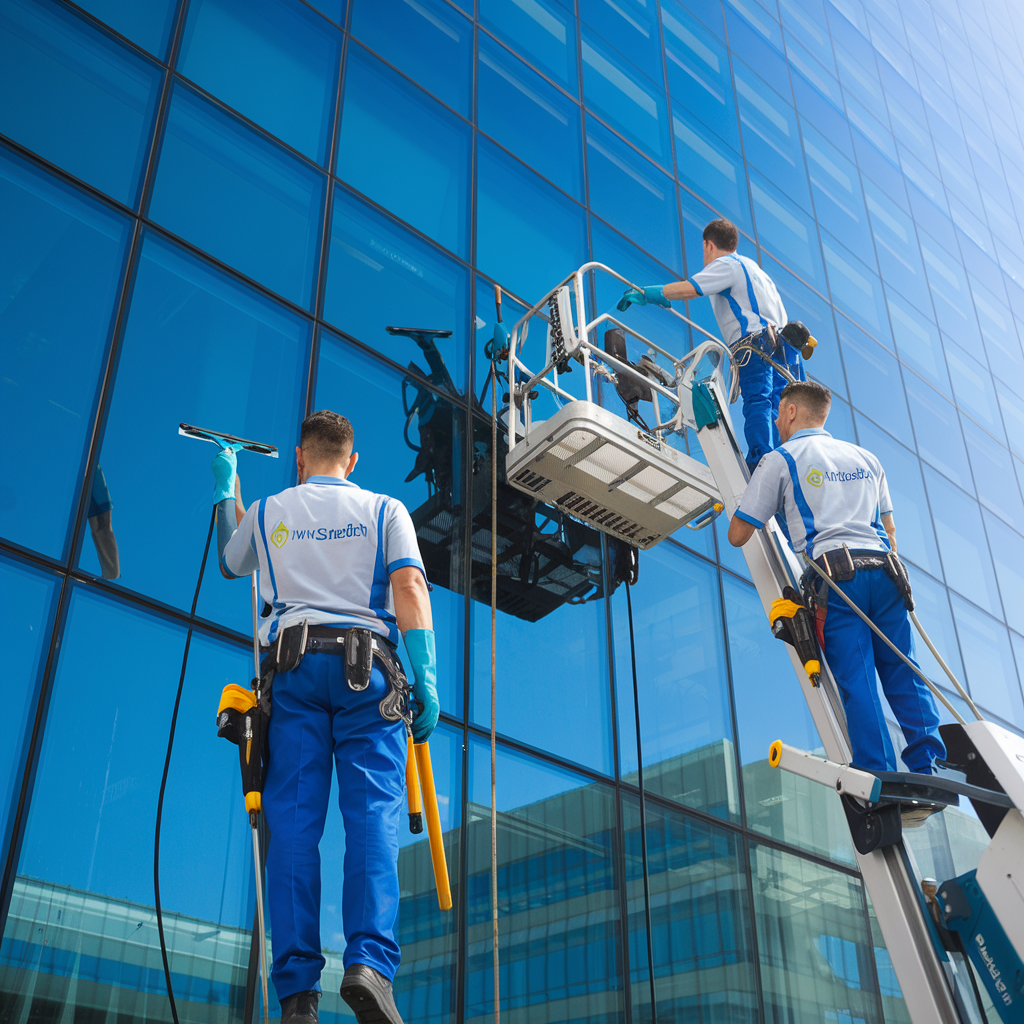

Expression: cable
xmin=154 ymin=506 xmax=217 ymax=1024
xmin=909 ymin=610 xmax=982 ymax=720
xmin=490 ymin=352 xmax=501 ymax=1024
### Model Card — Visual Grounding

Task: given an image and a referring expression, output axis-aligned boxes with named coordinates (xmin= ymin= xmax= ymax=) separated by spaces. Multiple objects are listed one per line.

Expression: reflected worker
xmin=727 ymin=381 xmax=945 ymax=776
xmin=212 ymin=410 xmax=439 ymax=1024
xmin=618 ymin=217 xmax=810 ymax=472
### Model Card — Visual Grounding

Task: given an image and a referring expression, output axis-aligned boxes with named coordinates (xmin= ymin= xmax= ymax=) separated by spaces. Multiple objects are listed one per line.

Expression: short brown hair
xmin=300 ymin=410 xmax=354 ymax=463
xmin=778 ymin=380 xmax=831 ymax=419
xmin=703 ymin=218 xmax=738 ymax=252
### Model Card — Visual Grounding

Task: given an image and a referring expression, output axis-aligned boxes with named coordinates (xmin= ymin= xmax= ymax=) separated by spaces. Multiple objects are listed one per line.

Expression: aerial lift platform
xmin=497 ymin=263 xmax=1024 ymax=1024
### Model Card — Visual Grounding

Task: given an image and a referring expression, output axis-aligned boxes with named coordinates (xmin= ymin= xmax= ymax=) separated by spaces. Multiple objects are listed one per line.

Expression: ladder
xmin=499 ymin=263 xmax=1024 ymax=1024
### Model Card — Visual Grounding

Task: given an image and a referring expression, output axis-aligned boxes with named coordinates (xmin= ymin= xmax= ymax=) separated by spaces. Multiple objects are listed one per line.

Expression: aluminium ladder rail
xmin=502 ymin=263 xmax=965 ymax=1024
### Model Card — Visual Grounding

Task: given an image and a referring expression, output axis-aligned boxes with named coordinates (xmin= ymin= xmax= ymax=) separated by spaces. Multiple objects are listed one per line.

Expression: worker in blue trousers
xmin=213 ymin=410 xmax=438 ymax=1024
xmin=726 ymin=380 xmax=945 ymax=776
xmin=618 ymin=217 xmax=811 ymax=473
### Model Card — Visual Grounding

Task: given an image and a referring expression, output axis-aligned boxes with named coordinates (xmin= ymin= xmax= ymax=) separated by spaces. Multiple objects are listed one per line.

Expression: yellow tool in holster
xmin=769 ymin=586 xmax=822 ymax=686
xmin=408 ymin=734 xmax=452 ymax=912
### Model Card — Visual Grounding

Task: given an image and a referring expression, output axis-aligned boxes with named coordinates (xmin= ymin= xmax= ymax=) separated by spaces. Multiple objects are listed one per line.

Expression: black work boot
xmin=340 ymin=964 xmax=403 ymax=1024
xmin=280 ymin=990 xmax=320 ymax=1024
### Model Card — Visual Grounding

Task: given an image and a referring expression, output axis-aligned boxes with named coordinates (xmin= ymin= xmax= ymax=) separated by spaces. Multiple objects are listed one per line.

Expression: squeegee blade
xmin=178 ymin=423 xmax=279 ymax=457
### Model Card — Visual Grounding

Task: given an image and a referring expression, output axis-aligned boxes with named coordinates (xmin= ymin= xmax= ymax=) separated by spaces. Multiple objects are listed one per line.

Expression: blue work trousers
xmin=736 ymin=331 xmax=806 ymax=470
xmin=263 ymin=654 xmax=406 ymax=1000
xmin=822 ymin=568 xmax=945 ymax=773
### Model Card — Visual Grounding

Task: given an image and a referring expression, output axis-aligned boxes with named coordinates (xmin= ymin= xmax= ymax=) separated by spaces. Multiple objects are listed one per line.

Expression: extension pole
xmin=490 ymin=286 xmax=502 ymax=1024
xmin=406 ymin=731 xmax=423 ymax=833
xmin=250 ymin=816 xmax=270 ymax=1024
xmin=250 ymin=571 xmax=261 ymax=681
xmin=413 ymin=743 xmax=452 ymax=910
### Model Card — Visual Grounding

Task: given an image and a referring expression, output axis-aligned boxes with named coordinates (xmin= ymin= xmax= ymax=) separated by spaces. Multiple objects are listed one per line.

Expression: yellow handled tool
xmin=406 ymin=732 xmax=423 ymax=834
xmin=413 ymin=741 xmax=452 ymax=911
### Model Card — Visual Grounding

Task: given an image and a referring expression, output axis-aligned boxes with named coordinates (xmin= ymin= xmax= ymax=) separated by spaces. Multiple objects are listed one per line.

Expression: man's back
xmin=224 ymin=475 xmax=423 ymax=645
xmin=691 ymin=253 xmax=787 ymax=344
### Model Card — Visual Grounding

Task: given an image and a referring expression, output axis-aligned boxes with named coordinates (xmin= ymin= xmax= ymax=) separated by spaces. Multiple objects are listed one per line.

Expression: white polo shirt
xmin=735 ymin=428 xmax=893 ymax=559
xmin=222 ymin=475 xmax=425 ymax=645
xmin=690 ymin=253 xmax=787 ymax=345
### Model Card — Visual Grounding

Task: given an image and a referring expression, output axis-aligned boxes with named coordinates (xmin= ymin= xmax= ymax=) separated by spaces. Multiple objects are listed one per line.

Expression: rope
xmin=490 ymin=362 xmax=501 ymax=1024
xmin=801 ymin=555 xmax=981 ymax=726
xmin=155 ymin=506 xmax=217 ymax=1024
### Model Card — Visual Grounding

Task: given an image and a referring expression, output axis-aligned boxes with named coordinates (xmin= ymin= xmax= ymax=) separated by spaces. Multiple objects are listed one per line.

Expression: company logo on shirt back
xmin=271 ymin=521 xmax=289 ymax=548
xmin=806 ymin=468 xmax=824 ymax=487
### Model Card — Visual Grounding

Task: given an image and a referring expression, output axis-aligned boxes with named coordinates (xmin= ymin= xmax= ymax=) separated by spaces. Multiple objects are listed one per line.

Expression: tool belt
xmin=262 ymin=623 xmax=413 ymax=725
xmin=730 ymin=325 xmax=779 ymax=365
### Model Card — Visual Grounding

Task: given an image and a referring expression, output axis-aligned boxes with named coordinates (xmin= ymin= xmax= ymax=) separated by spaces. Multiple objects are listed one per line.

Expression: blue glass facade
xmin=2 ymin=0 xmax=1024 ymax=1021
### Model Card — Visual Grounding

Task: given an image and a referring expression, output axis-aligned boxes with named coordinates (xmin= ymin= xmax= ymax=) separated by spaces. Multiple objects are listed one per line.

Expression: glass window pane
xmin=150 ymin=84 xmax=326 ymax=308
xmin=475 ymin=138 xmax=587 ymax=304
xmin=350 ymin=0 xmax=471 ymax=115
xmin=480 ymin=0 xmax=578 ymax=93
xmin=0 ymin=0 xmax=161 ymax=205
xmin=997 ymin=381 xmax=1024 ymax=463
xmin=79 ymin=233 xmax=309 ymax=632
xmin=0 ymin=151 xmax=130 ymax=560
xmin=673 ymin=109 xmax=753 ymax=234
xmin=749 ymin=169 xmax=826 ymax=290
xmin=613 ymin=544 xmax=739 ymax=821
xmin=178 ymin=0 xmax=341 ymax=164
xmin=640 ymin=800 xmax=760 ymax=1018
xmin=919 ymin=232 xmax=983 ymax=349
xmin=887 ymin=291 xmax=952 ymax=396
xmin=678 ymin=188 xmax=736 ymax=341
xmin=586 ymin=116 xmax=682 ymax=272
xmin=950 ymin=593 xmax=1024 ymax=727
xmin=838 ymin=318 xmax=913 ymax=440
xmin=580 ymin=0 xmax=664 ymax=85
xmin=982 ymin=511 xmax=1024 ymax=638
xmin=820 ymin=232 xmax=889 ymax=337
xmin=904 ymin=372 xmax=972 ymax=489
xmin=0 ymin=554 xmax=59 ymax=865
xmin=752 ymin=843 xmax=883 ymax=1023
xmin=582 ymin=28 xmax=671 ymax=167
xmin=724 ymin=574 xmax=856 ymax=864
xmin=323 ymin=190 xmax=469 ymax=394
xmin=75 ymin=0 xmax=177 ymax=58
xmin=908 ymin=569 xmax=967 ymax=686
xmin=943 ymin=342 xmax=1003 ymax=436
xmin=923 ymin=466 xmax=1003 ymax=617
xmin=3 ymin=588 xmax=257 ymax=1024
xmin=862 ymin=178 xmax=932 ymax=316
xmin=314 ymin=333 xmax=466 ymax=718
xmin=963 ymin=420 xmax=1024 ymax=532
xmin=338 ymin=45 xmax=470 ymax=258
xmin=478 ymin=34 xmax=584 ymax=202
xmin=466 ymin=740 xmax=624 ymax=1021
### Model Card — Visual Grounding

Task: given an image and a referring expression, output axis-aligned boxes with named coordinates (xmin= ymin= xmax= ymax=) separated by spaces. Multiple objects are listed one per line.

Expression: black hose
xmin=154 ymin=506 xmax=217 ymax=1024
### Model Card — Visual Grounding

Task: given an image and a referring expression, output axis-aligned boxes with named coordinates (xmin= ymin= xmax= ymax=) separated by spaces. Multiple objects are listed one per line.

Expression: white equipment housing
xmin=506 ymin=400 xmax=719 ymax=549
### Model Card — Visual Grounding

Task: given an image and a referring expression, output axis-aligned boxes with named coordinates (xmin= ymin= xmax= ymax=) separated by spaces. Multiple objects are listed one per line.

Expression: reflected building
xmin=3 ymin=0 xmax=1024 ymax=1022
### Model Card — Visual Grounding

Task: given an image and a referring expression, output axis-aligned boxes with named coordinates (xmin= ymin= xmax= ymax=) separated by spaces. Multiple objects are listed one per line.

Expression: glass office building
xmin=3 ymin=0 xmax=1024 ymax=1020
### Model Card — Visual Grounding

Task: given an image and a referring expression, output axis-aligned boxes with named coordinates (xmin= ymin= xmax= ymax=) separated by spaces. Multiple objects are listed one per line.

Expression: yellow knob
xmin=769 ymin=740 xmax=782 ymax=768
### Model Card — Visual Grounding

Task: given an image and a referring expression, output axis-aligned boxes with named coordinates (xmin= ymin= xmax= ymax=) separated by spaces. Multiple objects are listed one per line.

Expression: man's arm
xmin=882 ymin=512 xmax=897 ymax=556
xmin=663 ymin=280 xmax=700 ymax=302
xmin=392 ymin=565 xmax=433 ymax=632
xmin=728 ymin=515 xmax=757 ymax=547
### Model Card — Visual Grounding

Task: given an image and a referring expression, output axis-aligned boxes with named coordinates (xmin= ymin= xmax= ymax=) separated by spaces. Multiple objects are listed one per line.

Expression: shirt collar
xmin=788 ymin=428 xmax=831 ymax=440
xmin=306 ymin=474 xmax=357 ymax=487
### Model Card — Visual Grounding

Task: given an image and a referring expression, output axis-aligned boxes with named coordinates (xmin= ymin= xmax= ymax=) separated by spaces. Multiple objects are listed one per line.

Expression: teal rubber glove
xmin=211 ymin=442 xmax=242 ymax=504
xmin=404 ymin=628 xmax=439 ymax=742
xmin=617 ymin=285 xmax=671 ymax=312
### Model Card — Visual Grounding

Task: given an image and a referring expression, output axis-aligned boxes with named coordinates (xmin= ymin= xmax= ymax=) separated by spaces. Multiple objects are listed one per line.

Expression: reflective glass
xmin=943 ymin=342 xmax=1002 ymax=437
xmin=903 ymin=372 xmax=971 ymax=489
xmin=751 ymin=843 xmax=883 ymax=1023
xmin=150 ymin=84 xmax=326 ymax=308
xmin=75 ymin=0 xmax=177 ymax=57
xmin=854 ymin=418 xmax=942 ymax=578
xmin=314 ymin=333 xmax=466 ymax=718
xmin=0 ymin=0 xmax=161 ymax=205
xmin=750 ymin=170 xmax=826 ymax=290
xmin=821 ymin=233 xmax=888 ymax=338
xmin=0 ymin=555 xmax=58 ymax=865
xmin=908 ymin=569 xmax=966 ymax=686
xmin=678 ymin=188 xmax=737 ymax=342
xmin=982 ymin=511 xmax=1024 ymax=638
xmin=997 ymin=382 xmax=1024 ymax=463
xmin=725 ymin=574 xmax=856 ymax=864
xmin=0 ymin=151 xmax=130 ymax=561
xmin=479 ymin=0 xmax=578 ymax=93
xmin=324 ymin=189 xmax=469 ymax=394
xmin=923 ymin=466 xmax=1003 ymax=617
xmin=662 ymin=4 xmax=741 ymax=152
xmin=674 ymin=110 xmax=753 ymax=234
xmin=612 ymin=545 xmax=739 ymax=822
xmin=350 ymin=0 xmax=472 ymax=116
xmin=724 ymin=3 xmax=786 ymax=78
xmin=581 ymin=28 xmax=671 ymax=167
xmin=2 ymin=589 xmax=256 ymax=1024
xmin=475 ymin=138 xmax=588 ymax=304
xmin=887 ymin=292 xmax=950 ymax=396
xmin=970 ymin=279 xmax=1024 ymax=392
xmin=640 ymin=801 xmax=760 ymax=1018
xmin=79 ymin=233 xmax=308 ymax=631
xmin=338 ymin=45 xmax=470 ymax=258
xmin=478 ymin=34 xmax=584 ymax=202
xmin=586 ymin=116 xmax=682 ymax=272
xmin=465 ymin=740 xmax=624 ymax=1021
xmin=919 ymin=233 xmax=983 ymax=349
xmin=178 ymin=0 xmax=341 ymax=164
xmin=580 ymin=0 xmax=663 ymax=84
xmin=838 ymin=318 xmax=912 ymax=441
xmin=962 ymin=419 xmax=1023 ymax=532
xmin=950 ymin=594 xmax=1024 ymax=727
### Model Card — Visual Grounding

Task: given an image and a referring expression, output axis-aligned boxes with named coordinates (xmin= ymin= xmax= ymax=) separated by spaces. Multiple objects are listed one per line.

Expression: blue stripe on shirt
xmin=258 ymin=497 xmax=284 ymax=641
xmin=368 ymin=500 xmax=398 ymax=642
xmin=735 ymin=257 xmax=769 ymax=329
xmin=725 ymin=288 xmax=749 ymax=337
xmin=776 ymin=447 xmax=818 ymax=556
xmin=734 ymin=509 xmax=764 ymax=529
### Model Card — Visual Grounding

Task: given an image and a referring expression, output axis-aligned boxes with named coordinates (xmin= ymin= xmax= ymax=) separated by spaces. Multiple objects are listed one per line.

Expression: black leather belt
xmin=262 ymin=624 xmax=397 ymax=657
xmin=813 ymin=548 xmax=889 ymax=575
